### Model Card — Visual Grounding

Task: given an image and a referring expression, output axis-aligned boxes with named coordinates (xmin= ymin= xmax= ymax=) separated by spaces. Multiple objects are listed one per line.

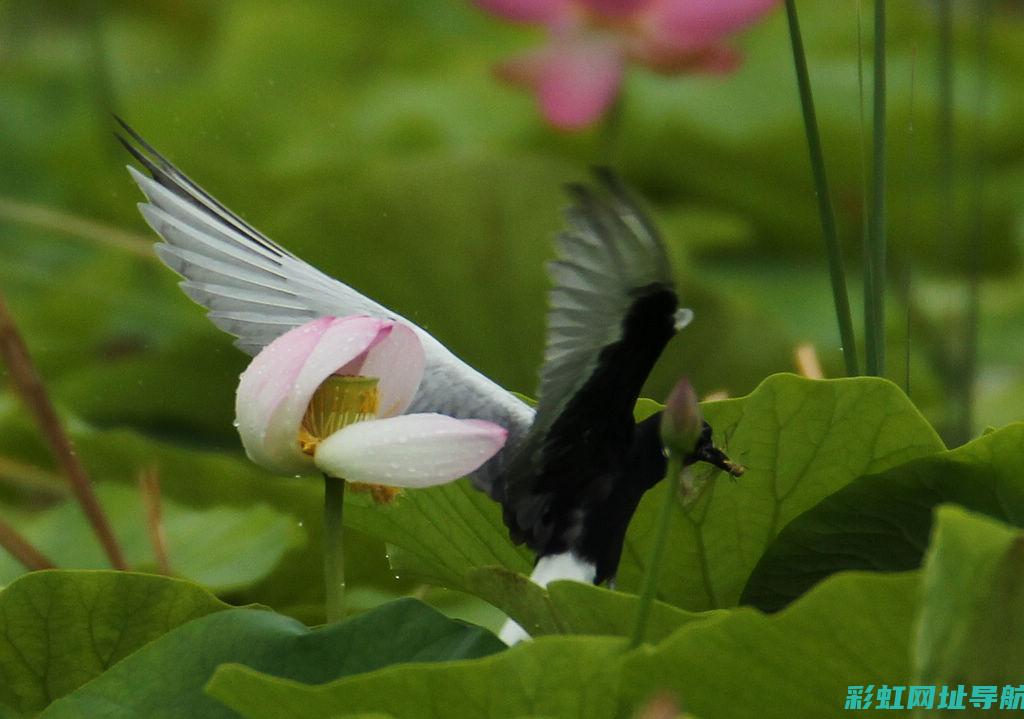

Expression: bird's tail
xmin=497 ymin=551 xmax=597 ymax=645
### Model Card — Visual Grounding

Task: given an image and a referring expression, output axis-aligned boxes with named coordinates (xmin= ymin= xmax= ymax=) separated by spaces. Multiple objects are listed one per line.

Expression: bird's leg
xmin=685 ymin=422 xmax=745 ymax=477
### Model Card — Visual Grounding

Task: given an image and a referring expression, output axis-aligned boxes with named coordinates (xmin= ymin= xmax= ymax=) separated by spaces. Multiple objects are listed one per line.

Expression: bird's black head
xmin=683 ymin=421 xmax=745 ymax=477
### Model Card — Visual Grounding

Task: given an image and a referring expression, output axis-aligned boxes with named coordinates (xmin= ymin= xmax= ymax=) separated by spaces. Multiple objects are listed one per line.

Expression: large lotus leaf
xmin=618 ymin=572 xmax=919 ymax=719
xmin=461 ymin=567 xmax=715 ymax=643
xmin=205 ymin=570 xmax=918 ymax=719
xmin=343 ymin=482 xmax=531 ymax=590
xmin=915 ymin=505 xmax=1024 ymax=687
xmin=206 ymin=636 xmax=623 ymax=719
xmin=42 ymin=598 xmax=503 ymax=719
xmin=742 ymin=423 xmax=1024 ymax=611
xmin=615 ymin=375 xmax=944 ymax=609
xmin=0 ymin=570 xmax=228 ymax=715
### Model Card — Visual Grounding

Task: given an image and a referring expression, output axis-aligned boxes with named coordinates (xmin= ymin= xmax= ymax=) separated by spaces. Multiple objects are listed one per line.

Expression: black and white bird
xmin=117 ymin=120 xmax=741 ymax=641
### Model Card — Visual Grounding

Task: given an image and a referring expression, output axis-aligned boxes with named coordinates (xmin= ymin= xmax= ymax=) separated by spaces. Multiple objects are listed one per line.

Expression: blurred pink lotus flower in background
xmin=235 ymin=316 xmax=508 ymax=490
xmin=476 ymin=0 xmax=780 ymax=129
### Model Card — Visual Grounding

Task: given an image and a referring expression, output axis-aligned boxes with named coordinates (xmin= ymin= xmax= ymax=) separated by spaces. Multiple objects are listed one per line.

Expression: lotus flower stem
xmin=0 ymin=515 xmax=54 ymax=571
xmin=323 ymin=474 xmax=347 ymax=622
xmin=783 ymin=0 xmax=859 ymax=377
xmin=628 ymin=452 xmax=683 ymax=649
xmin=139 ymin=465 xmax=171 ymax=575
xmin=0 ymin=293 xmax=128 ymax=570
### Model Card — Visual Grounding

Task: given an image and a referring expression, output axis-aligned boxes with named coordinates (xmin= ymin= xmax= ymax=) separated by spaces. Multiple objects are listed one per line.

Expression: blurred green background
xmin=0 ymin=1 xmax=1021 ymax=620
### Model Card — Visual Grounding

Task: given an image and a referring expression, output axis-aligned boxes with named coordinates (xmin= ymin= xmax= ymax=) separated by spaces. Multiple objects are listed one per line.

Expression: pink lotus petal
xmin=235 ymin=316 xmax=387 ymax=474
xmin=640 ymin=0 xmax=779 ymax=57
xmin=358 ymin=322 xmax=425 ymax=417
xmin=313 ymin=414 xmax=508 ymax=488
xmin=474 ymin=0 xmax=575 ymax=25
xmin=536 ymin=40 xmax=625 ymax=130
xmin=578 ymin=0 xmax=652 ymax=19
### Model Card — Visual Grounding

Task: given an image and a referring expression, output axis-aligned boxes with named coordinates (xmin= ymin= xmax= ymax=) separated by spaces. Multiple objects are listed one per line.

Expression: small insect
xmin=117 ymin=119 xmax=743 ymax=641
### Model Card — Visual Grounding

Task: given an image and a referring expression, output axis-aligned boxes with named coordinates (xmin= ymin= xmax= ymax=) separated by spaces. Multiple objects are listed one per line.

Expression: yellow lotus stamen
xmin=300 ymin=375 xmax=380 ymax=455
xmin=348 ymin=482 xmax=403 ymax=505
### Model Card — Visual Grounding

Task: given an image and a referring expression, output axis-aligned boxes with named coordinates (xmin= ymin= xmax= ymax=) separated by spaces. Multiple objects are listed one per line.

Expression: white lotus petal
xmin=313 ymin=414 xmax=508 ymax=488
xmin=358 ymin=323 xmax=425 ymax=417
xmin=235 ymin=316 xmax=386 ymax=474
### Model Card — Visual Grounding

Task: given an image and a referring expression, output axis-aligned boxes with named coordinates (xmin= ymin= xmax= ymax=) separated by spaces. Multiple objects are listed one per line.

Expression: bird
xmin=489 ymin=171 xmax=743 ymax=642
xmin=117 ymin=119 xmax=743 ymax=640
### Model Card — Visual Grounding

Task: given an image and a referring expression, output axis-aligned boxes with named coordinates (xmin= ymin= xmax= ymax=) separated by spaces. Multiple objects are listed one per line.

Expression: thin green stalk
xmin=937 ymin=0 xmax=955 ymax=269
xmin=628 ymin=453 xmax=682 ymax=649
xmin=858 ymin=0 xmax=875 ymax=377
xmin=323 ymin=475 xmax=347 ymax=623
xmin=783 ymin=0 xmax=859 ymax=376
xmin=959 ymin=0 xmax=993 ymax=444
xmin=903 ymin=46 xmax=919 ymax=397
xmin=936 ymin=0 xmax=956 ymax=407
xmin=867 ymin=0 xmax=888 ymax=376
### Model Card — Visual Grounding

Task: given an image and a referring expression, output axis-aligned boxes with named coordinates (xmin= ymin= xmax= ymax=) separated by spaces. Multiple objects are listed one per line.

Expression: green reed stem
xmin=628 ymin=452 xmax=682 ymax=649
xmin=867 ymin=0 xmax=888 ymax=376
xmin=937 ymin=0 xmax=955 ymax=263
xmin=858 ymin=0 xmax=876 ymax=378
xmin=323 ymin=475 xmax=347 ymax=623
xmin=783 ymin=0 xmax=859 ymax=376
xmin=959 ymin=0 xmax=992 ymax=444
xmin=902 ymin=46 xmax=919 ymax=397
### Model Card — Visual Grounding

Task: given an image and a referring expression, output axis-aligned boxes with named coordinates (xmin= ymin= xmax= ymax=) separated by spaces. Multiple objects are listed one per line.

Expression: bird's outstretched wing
xmin=116 ymin=118 xmax=390 ymax=355
xmin=502 ymin=169 xmax=682 ymax=550
xmin=117 ymin=118 xmax=532 ymax=492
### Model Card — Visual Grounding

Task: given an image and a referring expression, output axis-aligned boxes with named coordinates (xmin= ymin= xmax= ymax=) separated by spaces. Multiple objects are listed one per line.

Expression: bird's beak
xmin=685 ymin=422 xmax=745 ymax=477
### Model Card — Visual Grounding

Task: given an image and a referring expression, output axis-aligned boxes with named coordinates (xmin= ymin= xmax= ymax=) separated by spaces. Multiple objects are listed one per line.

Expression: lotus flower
xmin=476 ymin=0 xmax=780 ymax=129
xmin=235 ymin=316 xmax=508 ymax=489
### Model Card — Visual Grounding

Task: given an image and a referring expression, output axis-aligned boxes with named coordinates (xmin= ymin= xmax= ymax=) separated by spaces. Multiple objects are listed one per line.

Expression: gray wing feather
xmin=532 ymin=175 xmax=674 ymax=435
xmin=120 ymin=123 xmax=533 ymax=493
xmin=131 ymin=167 xmax=384 ymax=351
xmin=498 ymin=170 xmax=679 ymax=548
